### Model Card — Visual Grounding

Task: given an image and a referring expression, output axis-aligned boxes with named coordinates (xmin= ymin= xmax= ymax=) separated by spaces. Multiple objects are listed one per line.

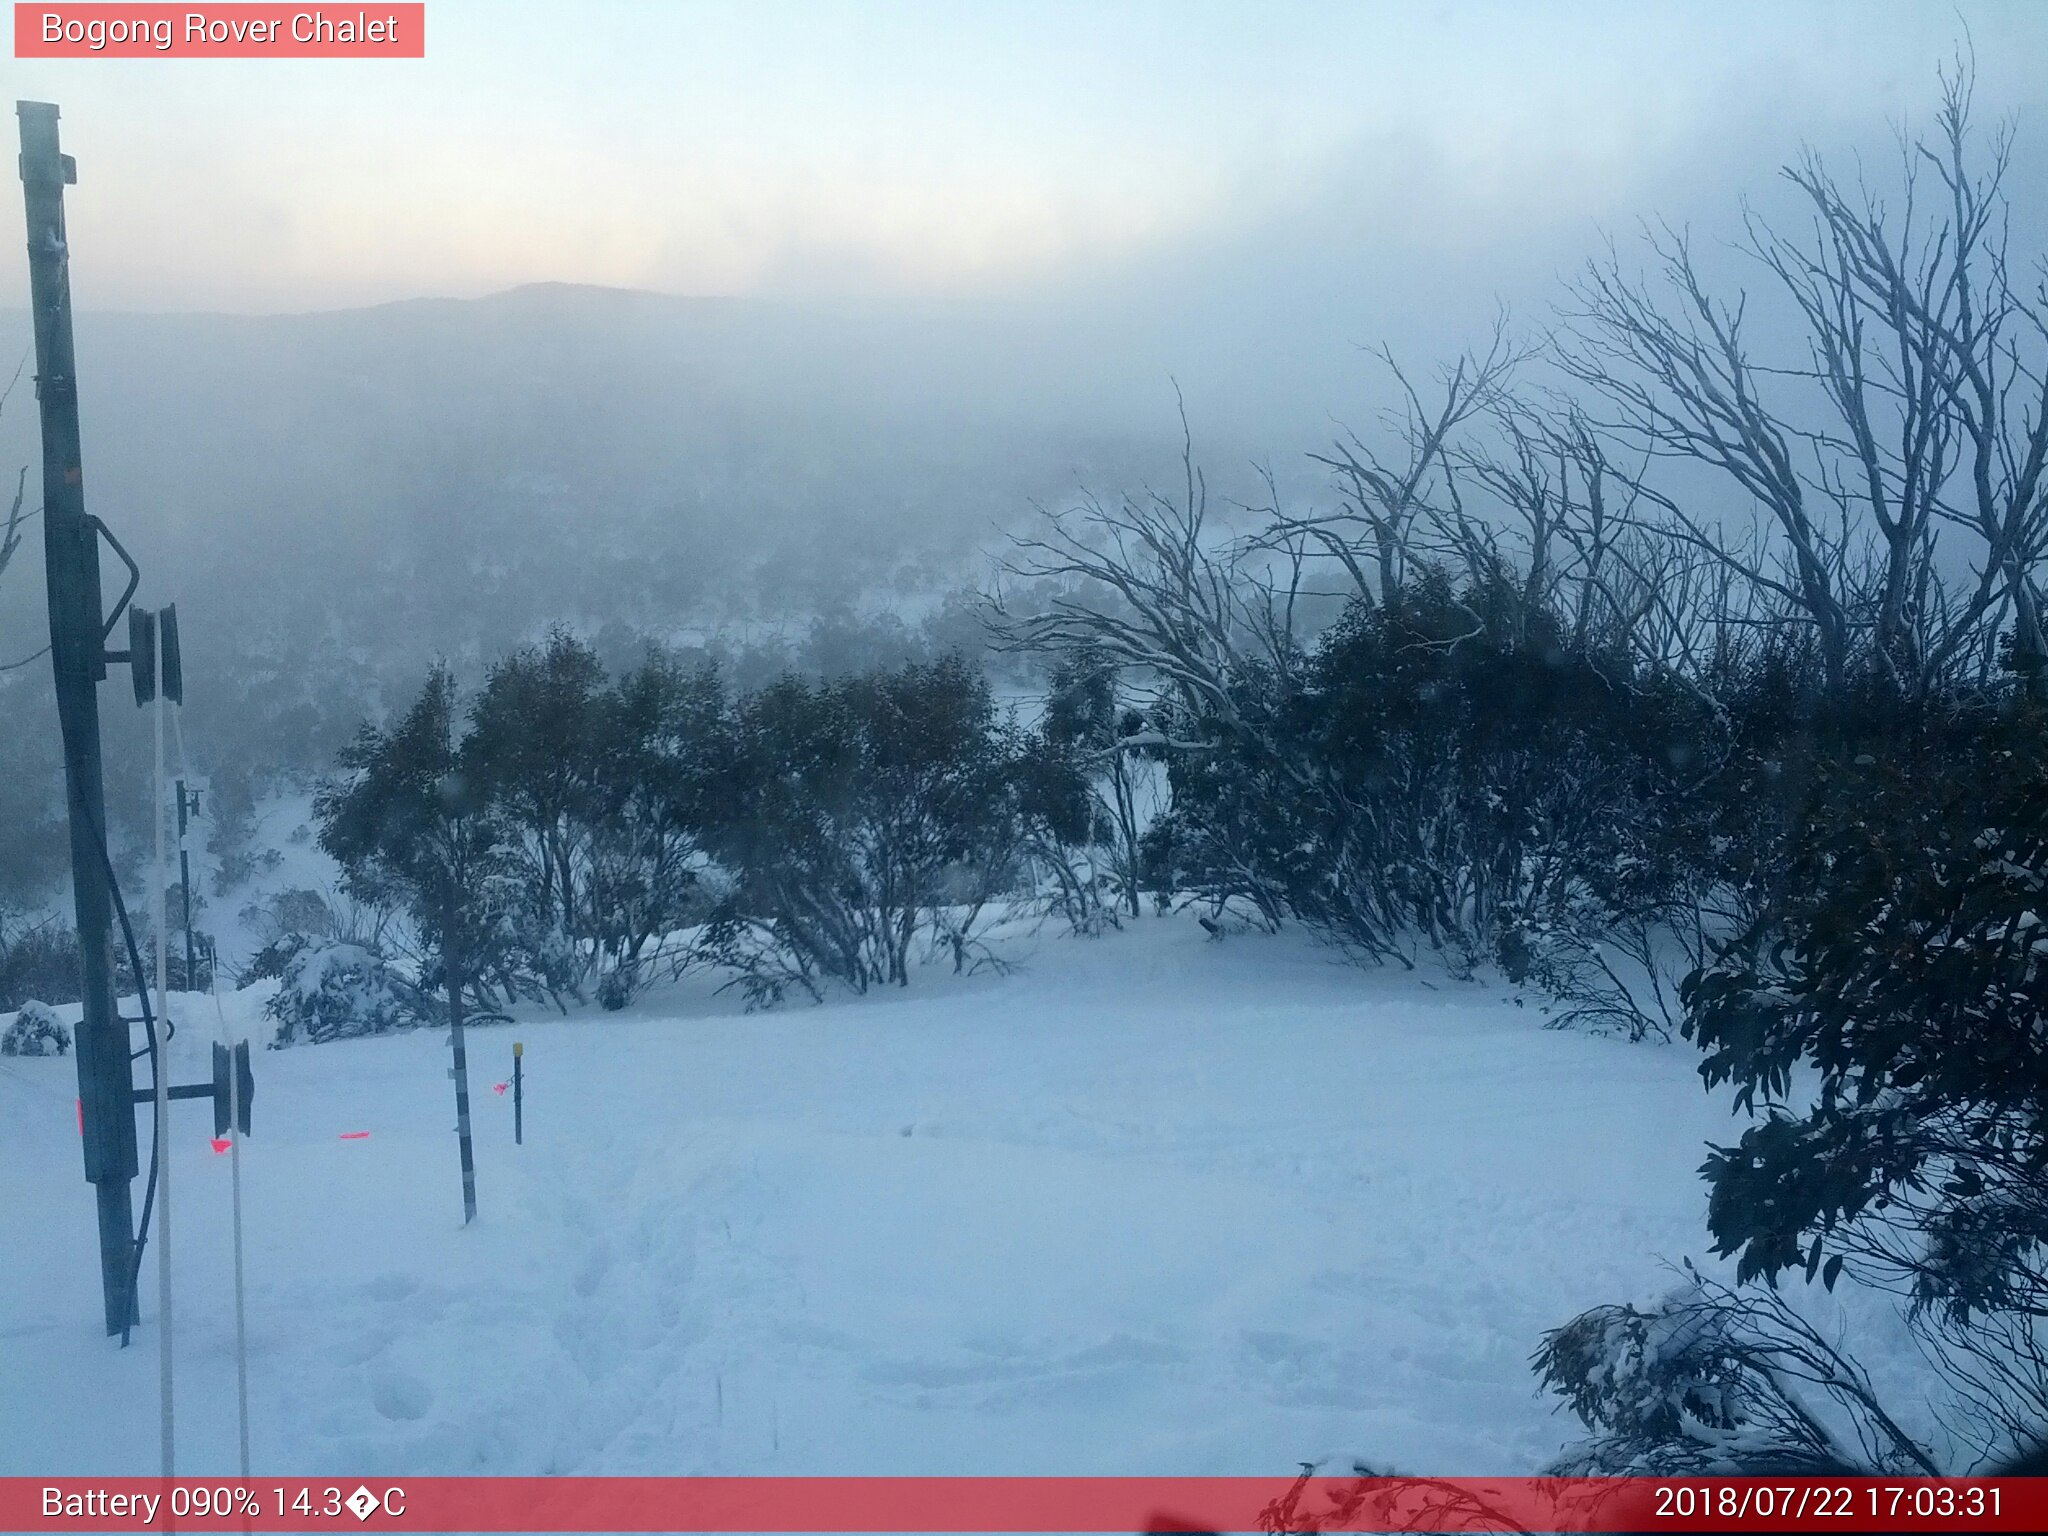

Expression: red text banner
xmin=2 ymin=1476 xmax=2045 ymax=1533
xmin=14 ymin=5 xmax=424 ymax=58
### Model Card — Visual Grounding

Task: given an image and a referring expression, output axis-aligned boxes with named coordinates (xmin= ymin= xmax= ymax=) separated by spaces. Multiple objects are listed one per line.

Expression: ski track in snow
xmin=0 ymin=912 xmax=1892 ymax=1476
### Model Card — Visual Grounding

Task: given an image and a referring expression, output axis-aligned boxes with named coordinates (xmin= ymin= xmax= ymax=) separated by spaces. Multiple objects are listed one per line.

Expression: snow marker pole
xmin=445 ymin=877 xmax=478 ymax=1225
xmin=513 ymin=1042 xmax=522 ymax=1146
xmin=174 ymin=696 xmax=252 ymax=1480
xmin=450 ymin=1020 xmax=478 ymax=1222
xmin=177 ymin=782 xmax=197 ymax=988
xmin=226 ymin=1039 xmax=249 ymax=1477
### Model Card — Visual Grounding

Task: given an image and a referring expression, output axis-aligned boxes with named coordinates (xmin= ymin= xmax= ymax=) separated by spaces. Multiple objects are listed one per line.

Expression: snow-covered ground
xmin=0 ymin=914 xmax=1913 ymax=1477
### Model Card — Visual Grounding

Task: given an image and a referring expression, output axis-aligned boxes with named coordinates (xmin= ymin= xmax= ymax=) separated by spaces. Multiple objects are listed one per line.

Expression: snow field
xmin=0 ymin=913 xmax=1864 ymax=1477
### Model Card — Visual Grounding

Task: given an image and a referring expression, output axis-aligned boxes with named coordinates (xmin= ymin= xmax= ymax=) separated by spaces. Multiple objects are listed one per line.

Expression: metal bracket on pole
xmin=17 ymin=147 xmax=76 ymax=186
xmin=95 ymin=516 xmax=140 ymax=656
xmin=209 ymin=1042 xmax=255 ymax=1137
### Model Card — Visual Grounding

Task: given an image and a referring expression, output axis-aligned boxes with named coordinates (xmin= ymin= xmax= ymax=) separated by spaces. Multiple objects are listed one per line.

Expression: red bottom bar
xmin=3 ymin=1476 xmax=2042 ymax=1533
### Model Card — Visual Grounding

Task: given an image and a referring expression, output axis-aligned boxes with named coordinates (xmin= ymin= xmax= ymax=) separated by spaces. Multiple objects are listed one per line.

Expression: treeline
xmin=0 ymin=587 xmax=1016 ymax=1013
xmin=304 ymin=632 xmax=1131 ymax=1020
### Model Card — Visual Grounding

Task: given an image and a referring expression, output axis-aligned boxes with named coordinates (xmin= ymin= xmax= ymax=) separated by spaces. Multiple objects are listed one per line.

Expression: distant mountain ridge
xmin=0 ymin=278 xmax=1223 ymax=775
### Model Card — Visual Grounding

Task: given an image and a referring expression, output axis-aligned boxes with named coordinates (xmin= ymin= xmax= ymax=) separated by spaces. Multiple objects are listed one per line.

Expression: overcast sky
xmin=5 ymin=1 xmax=2048 ymax=451
xmin=2 ymin=2 xmax=2040 ymax=308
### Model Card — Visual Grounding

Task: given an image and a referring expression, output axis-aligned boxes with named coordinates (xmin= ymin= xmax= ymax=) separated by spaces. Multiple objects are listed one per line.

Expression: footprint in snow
xmin=369 ymin=1368 xmax=433 ymax=1422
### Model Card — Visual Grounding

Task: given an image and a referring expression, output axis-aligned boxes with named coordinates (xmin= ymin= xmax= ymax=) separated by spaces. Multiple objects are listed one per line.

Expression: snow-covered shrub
xmin=240 ymin=888 xmax=403 ymax=992
xmin=1 ymin=1000 xmax=70 ymax=1056
xmin=0 ymin=915 xmax=80 ymax=1010
xmin=1534 ymin=1271 xmax=1936 ymax=1475
xmin=238 ymin=934 xmax=300 ymax=990
xmin=263 ymin=936 xmax=428 ymax=1048
xmin=246 ymin=887 xmax=338 ymax=946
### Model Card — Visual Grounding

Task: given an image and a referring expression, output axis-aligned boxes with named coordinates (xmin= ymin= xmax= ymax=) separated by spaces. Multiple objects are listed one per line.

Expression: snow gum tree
xmin=315 ymin=665 xmax=521 ymax=1014
xmin=467 ymin=630 xmax=610 ymax=1000
xmin=1037 ymin=646 xmax=1156 ymax=920
xmin=702 ymin=656 xmax=1028 ymax=1000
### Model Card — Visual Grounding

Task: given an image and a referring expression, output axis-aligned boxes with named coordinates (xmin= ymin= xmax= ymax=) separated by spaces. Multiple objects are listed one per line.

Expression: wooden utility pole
xmin=18 ymin=100 xmax=140 ymax=1335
